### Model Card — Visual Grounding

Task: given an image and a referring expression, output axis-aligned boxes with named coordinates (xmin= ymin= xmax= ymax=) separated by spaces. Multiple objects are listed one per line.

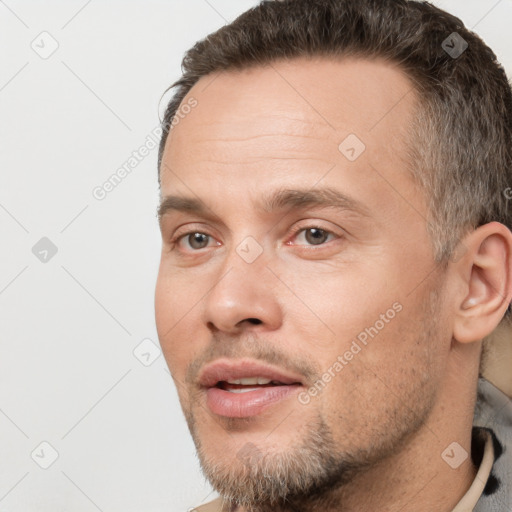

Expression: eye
xmin=175 ymin=232 xmax=217 ymax=251
xmin=291 ymin=227 xmax=337 ymax=246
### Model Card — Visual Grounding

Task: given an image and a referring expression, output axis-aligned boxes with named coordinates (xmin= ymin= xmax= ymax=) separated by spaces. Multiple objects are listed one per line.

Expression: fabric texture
xmin=472 ymin=378 xmax=512 ymax=511
xmin=452 ymin=429 xmax=494 ymax=512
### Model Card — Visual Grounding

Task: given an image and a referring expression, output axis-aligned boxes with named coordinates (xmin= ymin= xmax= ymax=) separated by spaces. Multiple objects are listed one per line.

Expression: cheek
xmin=318 ymin=309 xmax=437 ymax=448
xmin=279 ymin=260 xmax=399 ymax=351
xmin=293 ymin=270 xmax=428 ymax=397
xmin=155 ymin=260 xmax=203 ymax=331
xmin=155 ymin=266 xmax=201 ymax=378
xmin=154 ymin=269 xmax=175 ymax=339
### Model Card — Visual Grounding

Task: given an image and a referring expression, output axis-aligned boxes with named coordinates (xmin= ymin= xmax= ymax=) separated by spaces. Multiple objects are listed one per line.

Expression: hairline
xmin=158 ymin=55 xmax=438 ymax=254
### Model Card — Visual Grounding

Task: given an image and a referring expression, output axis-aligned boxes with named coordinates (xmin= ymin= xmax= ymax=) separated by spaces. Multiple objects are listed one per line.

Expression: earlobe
xmin=453 ymin=222 xmax=512 ymax=344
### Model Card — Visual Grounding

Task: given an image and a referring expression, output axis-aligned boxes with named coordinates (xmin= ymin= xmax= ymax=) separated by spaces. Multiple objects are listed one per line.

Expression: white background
xmin=0 ymin=1 xmax=510 ymax=511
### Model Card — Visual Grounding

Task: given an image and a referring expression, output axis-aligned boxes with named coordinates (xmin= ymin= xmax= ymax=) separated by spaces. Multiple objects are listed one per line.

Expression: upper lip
xmin=198 ymin=359 xmax=304 ymax=388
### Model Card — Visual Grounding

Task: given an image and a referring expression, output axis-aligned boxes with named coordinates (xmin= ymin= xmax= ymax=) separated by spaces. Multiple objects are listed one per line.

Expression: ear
xmin=453 ymin=222 xmax=512 ymax=343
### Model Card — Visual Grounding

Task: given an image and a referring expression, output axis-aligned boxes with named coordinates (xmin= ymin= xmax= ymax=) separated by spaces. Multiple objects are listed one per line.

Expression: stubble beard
xmin=182 ymin=290 xmax=442 ymax=511
xmin=191 ymin=414 xmax=383 ymax=512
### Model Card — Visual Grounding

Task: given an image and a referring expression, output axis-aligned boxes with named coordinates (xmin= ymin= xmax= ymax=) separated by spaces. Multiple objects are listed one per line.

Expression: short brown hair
xmin=158 ymin=0 xmax=512 ymax=265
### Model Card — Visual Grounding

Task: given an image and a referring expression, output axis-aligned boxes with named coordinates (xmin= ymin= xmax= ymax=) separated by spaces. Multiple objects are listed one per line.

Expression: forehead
xmin=160 ymin=56 xmax=418 ymax=207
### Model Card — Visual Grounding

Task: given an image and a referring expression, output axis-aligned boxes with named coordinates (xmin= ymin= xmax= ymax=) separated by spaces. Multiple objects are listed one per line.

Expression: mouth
xmin=216 ymin=377 xmax=293 ymax=393
xmin=199 ymin=359 xmax=304 ymax=418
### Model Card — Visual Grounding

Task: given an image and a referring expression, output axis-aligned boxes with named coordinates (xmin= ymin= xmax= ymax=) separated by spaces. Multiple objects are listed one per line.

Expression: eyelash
xmin=169 ymin=224 xmax=340 ymax=252
xmin=286 ymin=224 xmax=339 ymax=247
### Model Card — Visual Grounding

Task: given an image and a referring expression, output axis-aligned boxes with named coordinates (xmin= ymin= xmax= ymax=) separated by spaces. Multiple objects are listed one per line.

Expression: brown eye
xmin=304 ymin=228 xmax=330 ymax=245
xmin=186 ymin=233 xmax=210 ymax=249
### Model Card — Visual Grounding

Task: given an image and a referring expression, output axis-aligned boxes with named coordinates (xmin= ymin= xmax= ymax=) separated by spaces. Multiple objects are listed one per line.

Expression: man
xmin=154 ymin=0 xmax=512 ymax=510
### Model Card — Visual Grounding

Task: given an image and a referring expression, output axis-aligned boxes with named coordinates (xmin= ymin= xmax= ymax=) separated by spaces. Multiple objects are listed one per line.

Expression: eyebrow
xmin=260 ymin=187 xmax=369 ymax=216
xmin=157 ymin=187 xmax=370 ymax=222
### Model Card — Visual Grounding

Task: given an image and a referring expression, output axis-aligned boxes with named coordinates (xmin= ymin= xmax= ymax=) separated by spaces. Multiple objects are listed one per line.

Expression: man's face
xmin=156 ymin=57 xmax=451 ymax=506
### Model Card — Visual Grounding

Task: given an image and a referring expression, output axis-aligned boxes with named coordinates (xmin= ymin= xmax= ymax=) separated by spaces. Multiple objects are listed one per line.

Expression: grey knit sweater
xmin=473 ymin=378 xmax=512 ymax=511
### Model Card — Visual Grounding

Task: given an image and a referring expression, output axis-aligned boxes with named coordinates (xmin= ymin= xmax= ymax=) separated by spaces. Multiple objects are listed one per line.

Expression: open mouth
xmin=216 ymin=377 xmax=298 ymax=393
xmin=199 ymin=359 xmax=305 ymax=418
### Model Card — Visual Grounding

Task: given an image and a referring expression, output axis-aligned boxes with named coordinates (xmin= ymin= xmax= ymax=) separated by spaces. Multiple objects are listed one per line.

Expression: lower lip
xmin=205 ymin=385 xmax=301 ymax=418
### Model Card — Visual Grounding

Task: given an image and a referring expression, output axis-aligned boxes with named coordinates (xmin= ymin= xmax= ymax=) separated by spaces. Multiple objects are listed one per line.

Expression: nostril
xmin=246 ymin=318 xmax=262 ymax=325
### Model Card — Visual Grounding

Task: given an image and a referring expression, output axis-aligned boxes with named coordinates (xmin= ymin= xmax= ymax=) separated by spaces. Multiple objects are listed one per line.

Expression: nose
xmin=201 ymin=248 xmax=283 ymax=334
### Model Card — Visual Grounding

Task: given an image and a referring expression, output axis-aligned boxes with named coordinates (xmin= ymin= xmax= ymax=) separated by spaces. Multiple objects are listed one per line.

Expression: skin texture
xmin=155 ymin=57 xmax=512 ymax=511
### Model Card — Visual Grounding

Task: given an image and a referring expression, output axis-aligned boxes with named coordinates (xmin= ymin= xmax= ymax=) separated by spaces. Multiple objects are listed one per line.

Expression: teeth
xmin=226 ymin=377 xmax=273 ymax=385
xmin=226 ymin=387 xmax=261 ymax=393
